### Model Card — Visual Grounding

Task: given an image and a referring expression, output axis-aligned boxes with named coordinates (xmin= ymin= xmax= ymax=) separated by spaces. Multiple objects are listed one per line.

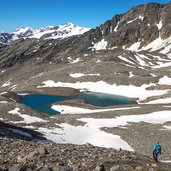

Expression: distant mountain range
xmin=0 ymin=23 xmax=90 ymax=47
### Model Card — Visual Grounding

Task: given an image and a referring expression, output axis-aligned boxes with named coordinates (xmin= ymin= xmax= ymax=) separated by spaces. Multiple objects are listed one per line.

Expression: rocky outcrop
xmin=0 ymin=138 xmax=171 ymax=171
xmin=30 ymin=87 xmax=80 ymax=96
xmin=98 ymin=3 xmax=170 ymax=48
xmin=0 ymin=121 xmax=46 ymax=141
xmin=1 ymin=91 xmax=22 ymax=102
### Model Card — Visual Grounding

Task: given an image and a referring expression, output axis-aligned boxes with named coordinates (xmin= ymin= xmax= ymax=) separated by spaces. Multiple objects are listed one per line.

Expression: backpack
xmin=155 ymin=144 xmax=161 ymax=153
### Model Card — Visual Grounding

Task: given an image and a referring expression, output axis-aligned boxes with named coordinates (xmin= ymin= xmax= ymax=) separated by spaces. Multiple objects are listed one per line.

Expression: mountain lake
xmin=20 ymin=91 xmax=137 ymax=115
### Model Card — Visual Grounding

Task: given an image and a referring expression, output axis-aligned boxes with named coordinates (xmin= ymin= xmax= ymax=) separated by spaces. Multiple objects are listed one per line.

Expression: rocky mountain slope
xmin=0 ymin=2 xmax=171 ymax=170
xmin=0 ymin=3 xmax=170 ymax=69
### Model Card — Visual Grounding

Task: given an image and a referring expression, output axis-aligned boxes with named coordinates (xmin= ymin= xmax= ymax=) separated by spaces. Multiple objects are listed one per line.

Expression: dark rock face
xmin=160 ymin=3 xmax=171 ymax=39
xmin=1 ymin=91 xmax=22 ymax=102
xmin=0 ymin=121 xmax=46 ymax=141
xmin=103 ymin=3 xmax=169 ymax=48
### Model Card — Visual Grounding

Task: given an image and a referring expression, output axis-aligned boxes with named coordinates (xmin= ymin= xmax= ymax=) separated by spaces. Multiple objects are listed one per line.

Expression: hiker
xmin=153 ymin=142 xmax=161 ymax=162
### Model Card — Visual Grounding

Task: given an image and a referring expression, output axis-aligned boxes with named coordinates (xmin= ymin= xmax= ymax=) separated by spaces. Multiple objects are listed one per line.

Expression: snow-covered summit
xmin=29 ymin=22 xmax=90 ymax=39
xmin=0 ymin=23 xmax=91 ymax=46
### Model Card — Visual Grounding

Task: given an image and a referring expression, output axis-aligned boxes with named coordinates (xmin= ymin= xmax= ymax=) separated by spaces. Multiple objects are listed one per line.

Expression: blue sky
xmin=0 ymin=0 xmax=170 ymax=32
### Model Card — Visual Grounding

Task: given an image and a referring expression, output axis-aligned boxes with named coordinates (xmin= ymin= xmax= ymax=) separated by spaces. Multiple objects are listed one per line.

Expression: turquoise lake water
xmin=20 ymin=92 xmax=137 ymax=115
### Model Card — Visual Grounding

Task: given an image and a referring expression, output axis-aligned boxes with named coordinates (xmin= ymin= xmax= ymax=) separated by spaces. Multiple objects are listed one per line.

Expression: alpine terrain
xmin=0 ymin=2 xmax=171 ymax=171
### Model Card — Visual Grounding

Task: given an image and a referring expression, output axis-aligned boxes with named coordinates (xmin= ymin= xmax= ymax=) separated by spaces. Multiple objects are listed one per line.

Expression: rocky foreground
xmin=0 ymin=138 xmax=171 ymax=171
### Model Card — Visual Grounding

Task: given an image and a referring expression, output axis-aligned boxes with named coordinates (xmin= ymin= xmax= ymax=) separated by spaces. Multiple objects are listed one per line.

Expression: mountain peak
xmin=63 ymin=22 xmax=75 ymax=26
xmin=14 ymin=27 xmax=34 ymax=35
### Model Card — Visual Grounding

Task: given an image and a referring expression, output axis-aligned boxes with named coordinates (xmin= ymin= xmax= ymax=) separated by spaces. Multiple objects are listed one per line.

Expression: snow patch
xmin=52 ymin=105 xmax=140 ymax=114
xmin=152 ymin=61 xmax=171 ymax=69
xmin=146 ymin=97 xmax=171 ymax=104
xmin=91 ymin=39 xmax=108 ymax=51
xmin=150 ymin=73 xmax=157 ymax=77
xmin=141 ymin=36 xmax=171 ymax=52
xmin=17 ymin=93 xmax=30 ymax=96
xmin=118 ymin=55 xmax=135 ymax=65
xmin=8 ymin=108 xmax=20 ymax=115
xmin=162 ymin=125 xmax=171 ymax=130
xmin=134 ymin=54 xmax=147 ymax=66
xmin=68 ymin=57 xmax=81 ymax=64
xmin=0 ymin=92 xmax=7 ymax=95
xmin=126 ymin=42 xmax=141 ymax=51
xmin=2 ymin=78 xmax=12 ymax=87
xmin=38 ymin=123 xmax=133 ymax=151
xmin=129 ymin=72 xmax=134 ymax=78
xmin=109 ymin=46 xmax=118 ymax=50
xmin=126 ymin=35 xmax=171 ymax=55
xmin=0 ymin=101 xmax=8 ymax=104
xmin=114 ymin=22 xmax=120 ymax=32
xmin=139 ymin=15 xmax=144 ymax=20
xmin=127 ymin=15 xmax=143 ymax=24
xmin=38 ymin=110 xmax=171 ymax=150
xmin=8 ymin=108 xmax=47 ymax=124
xmin=156 ymin=20 xmax=162 ymax=30
xmin=38 ymin=80 xmax=167 ymax=101
xmin=161 ymin=160 xmax=171 ymax=163
xmin=158 ymin=76 xmax=171 ymax=85
xmin=69 ymin=73 xmax=100 ymax=78
xmin=69 ymin=73 xmax=84 ymax=78
xmin=25 ymin=125 xmax=35 ymax=129
xmin=10 ymin=84 xmax=18 ymax=91
xmin=160 ymin=43 xmax=171 ymax=54
xmin=96 ymin=59 xmax=101 ymax=63
xmin=78 ymin=110 xmax=171 ymax=129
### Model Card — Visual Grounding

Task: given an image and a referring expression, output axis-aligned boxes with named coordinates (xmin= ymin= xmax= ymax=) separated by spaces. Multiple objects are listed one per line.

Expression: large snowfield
xmin=34 ymin=75 xmax=171 ymax=151
xmin=38 ymin=79 xmax=168 ymax=101
xmin=37 ymin=109 xmax=171 ymax=151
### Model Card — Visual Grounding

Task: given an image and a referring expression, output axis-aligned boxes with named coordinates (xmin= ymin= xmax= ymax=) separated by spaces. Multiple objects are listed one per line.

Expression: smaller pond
xmin=20 ymin=92 xmax=137 ymax=115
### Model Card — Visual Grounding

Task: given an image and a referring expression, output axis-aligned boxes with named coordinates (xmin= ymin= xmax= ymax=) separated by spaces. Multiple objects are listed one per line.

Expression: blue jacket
xmin=153 ymin=144 xmax=161 ymax=154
